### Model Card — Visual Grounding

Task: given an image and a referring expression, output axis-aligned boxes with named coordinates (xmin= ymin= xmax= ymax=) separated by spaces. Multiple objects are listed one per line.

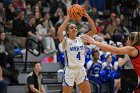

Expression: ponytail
xmin=129 ymin=32 xmax=140 ymax=46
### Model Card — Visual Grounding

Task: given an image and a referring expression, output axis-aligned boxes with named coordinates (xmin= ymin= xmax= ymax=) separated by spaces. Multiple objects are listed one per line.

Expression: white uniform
xmin=63 ymin=37 xmax=85 ymax=67
xmin=60 ymin=36 xmax=88 ymax=86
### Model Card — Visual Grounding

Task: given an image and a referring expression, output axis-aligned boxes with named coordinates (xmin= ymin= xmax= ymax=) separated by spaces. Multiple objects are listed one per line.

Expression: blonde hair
xmin=128 ymin=32 xmax=140 ymax=46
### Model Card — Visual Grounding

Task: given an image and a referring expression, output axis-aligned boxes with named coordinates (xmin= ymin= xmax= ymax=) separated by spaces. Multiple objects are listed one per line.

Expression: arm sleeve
xmin=27 ymin=76 xmax=34 ymax=85
xmin=41 ymin=78 xmax=43 ymax=84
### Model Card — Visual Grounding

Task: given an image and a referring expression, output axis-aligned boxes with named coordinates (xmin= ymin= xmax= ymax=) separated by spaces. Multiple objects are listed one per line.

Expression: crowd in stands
xmin=0 ymin=0 xmax=140 ymax=93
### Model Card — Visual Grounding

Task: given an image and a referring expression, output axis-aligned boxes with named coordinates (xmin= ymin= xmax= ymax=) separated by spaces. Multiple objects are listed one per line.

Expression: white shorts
xmin=62 ymin=66 xmax=88 ymax=86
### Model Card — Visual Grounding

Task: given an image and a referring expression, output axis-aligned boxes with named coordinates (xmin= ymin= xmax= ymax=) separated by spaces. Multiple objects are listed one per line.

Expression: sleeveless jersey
xmin=63 ymin=37 xmax=85 ymax=67
xmin=130 ymin=46 xmax=140 ymax=77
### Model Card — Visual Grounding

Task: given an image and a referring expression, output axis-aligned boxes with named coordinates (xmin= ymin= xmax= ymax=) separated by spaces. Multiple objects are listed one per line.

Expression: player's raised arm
xmin=84 ymin=13 xmax=97 ymax=36
xmin=57 ymin=16 xmax=70 ymax=42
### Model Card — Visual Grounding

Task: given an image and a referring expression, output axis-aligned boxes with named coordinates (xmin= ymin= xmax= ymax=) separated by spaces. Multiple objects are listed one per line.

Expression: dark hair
xmin=32 ymin=62 xmax=41 ymax=68
xmin=40 ymin=18 xmax=47 ymax=23
xmin=65 ymin=23 xmax=72 ymax=37
xmin=65 ymin=23 xmax=71 ymax=31
xmin=106 ymin=54 xmax=111 ymax=59
xmin=128 ymin=32 xmax=140 ymax=46
xmin=91 ymin=49 xmax=99 ymax=56
xmin=28 ymin=15 xmax=35 ymax=20
xmin=0 ymin=29 xmax=4 ymax=34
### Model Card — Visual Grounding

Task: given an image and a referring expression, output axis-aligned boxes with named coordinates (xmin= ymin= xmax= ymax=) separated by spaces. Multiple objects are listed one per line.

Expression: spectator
xmin=26 ymin=15 xmax=38 ymax=51
xmin=86 ymin=49 xmax=102 ymax=93
xmin=12 ymin=10 xmax=27 ymax=49
xmin=0 ymin=31 xmax=19 ymax=84
xmin=92 ymin=7 xmax=99 ymax=20
xmin=0 ymin=30 xmax=16 ymax=71
xmin=0 ymin=66 xmax=7 ymax=93
xmin=52 ymin=8 xmax=64 ymax=26
xmin=26 ymin=62 xmax=46 ymax=93
xmin=62 ymin=0 xmax=73 ymax=10
xmin=81 ymin=0 xmax=93 ymax=16
xmin=34 ymin=11 xmax=42 ymax=26
xmin=12 ymin=0 xmax=26 ymax=10
xmin=26 ymin=0 xmax=38 ymax=8
xmin=5 ymin=3 xmax=16 ymax=32
xmin=0 ymin=3 xmax=6 ymax=31
xmin=36 ymin=18 xmax=57 ymax=62
xmin=0 ymin=2 xmax=6 ymax=23
xmin=112 ymin=17 xmax=129 ymax=43
xmin=132 ymin=3 xmax=140 ymax=31
xmin=106 ymin=19 xmax=117 ymax=39
xmin=5 ymin=3 xmax=16 ymax=22
xmin=49 ymin=0 xmax=67 ymax=15
xmin=32 ymin=5 xmax=41 ymax=15
xmin=43 ymin=12 xmax=53 ymax=27
xmin=101 ymin=53 xmax=115 ymax=93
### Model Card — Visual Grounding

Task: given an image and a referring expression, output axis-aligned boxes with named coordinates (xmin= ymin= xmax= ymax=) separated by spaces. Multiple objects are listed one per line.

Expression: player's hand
xmin=82 ymin=8 xmax=89 ymax=18
xmin=84 ymin=34 xmax=96 ymax=44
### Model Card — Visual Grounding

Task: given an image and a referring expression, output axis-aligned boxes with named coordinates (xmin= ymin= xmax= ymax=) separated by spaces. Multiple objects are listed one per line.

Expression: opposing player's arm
xmin=57 ymin=16 xmax=70 ymax=42
xmin=93 ymin=41 xmax=136 ymax=56
xmin=118 ymin=55 xmax=128 ymax=67
xmin=84 ymin=35 xmax=137 ymax=56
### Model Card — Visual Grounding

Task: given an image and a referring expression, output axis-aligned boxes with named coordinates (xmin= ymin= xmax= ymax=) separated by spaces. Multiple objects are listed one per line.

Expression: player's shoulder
xmin=86 ymin=60 xmax=93 ymax=69
xmin=98 ymin=60 xmax=102 ymax=64
xmin=102 ymin=62 xmax=107 ymax=66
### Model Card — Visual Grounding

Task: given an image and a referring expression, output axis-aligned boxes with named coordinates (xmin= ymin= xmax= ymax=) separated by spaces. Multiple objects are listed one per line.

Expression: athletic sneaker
xmin=44 ymin=49 xmax=58 ymax=54
xmin=32 ymin=49 xmax=39 ymax=55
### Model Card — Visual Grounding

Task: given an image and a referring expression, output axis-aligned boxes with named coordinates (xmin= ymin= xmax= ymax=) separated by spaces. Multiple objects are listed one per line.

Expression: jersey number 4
xmin=76 ymin=52 xmax=81 ymax=60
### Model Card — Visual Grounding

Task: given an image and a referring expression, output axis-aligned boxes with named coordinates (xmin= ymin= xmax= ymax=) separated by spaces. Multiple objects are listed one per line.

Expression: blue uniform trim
xmin=63 ymin=78 xmax=69 ymax=86
xmin=84 ymin=76 xmax=87 ymax=81
xmin=63 ymin=67 xmax=69 ymax=86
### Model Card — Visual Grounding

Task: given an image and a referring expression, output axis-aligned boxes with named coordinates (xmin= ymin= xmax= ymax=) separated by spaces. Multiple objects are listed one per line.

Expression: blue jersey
xmin=88 ymin=61 xmax=102 ymax=78
xmin=86 ymin=60 xmax=102 ymax=93
xmin=86 ymin=60 xmax=102 ymax=84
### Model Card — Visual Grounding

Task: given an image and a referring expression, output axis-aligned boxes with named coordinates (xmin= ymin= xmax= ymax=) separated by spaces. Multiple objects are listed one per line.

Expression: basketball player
xmin=57 ymin=12 xmax=97 ymax=93
xmin=84 ymin=32 xmax=140 ymax=92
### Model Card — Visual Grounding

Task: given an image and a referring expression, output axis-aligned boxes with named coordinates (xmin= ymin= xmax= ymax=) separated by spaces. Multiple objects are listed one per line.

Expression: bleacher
xmin=8 ymin=51 xmax=63 ymax=93
xmin=11 ymin=51 xmax=101 ymax=93
xmin=10 ymin=52 xmax=110 ymax=93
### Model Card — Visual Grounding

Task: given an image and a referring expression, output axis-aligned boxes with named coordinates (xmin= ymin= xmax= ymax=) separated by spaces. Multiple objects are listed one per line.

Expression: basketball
xmin=68 ymin=4 xmax=85 ymax=20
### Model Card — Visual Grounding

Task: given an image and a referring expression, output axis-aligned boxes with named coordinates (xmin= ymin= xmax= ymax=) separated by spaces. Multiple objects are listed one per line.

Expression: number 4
xmin=76 ymin=52 xmax=81 ymax=60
